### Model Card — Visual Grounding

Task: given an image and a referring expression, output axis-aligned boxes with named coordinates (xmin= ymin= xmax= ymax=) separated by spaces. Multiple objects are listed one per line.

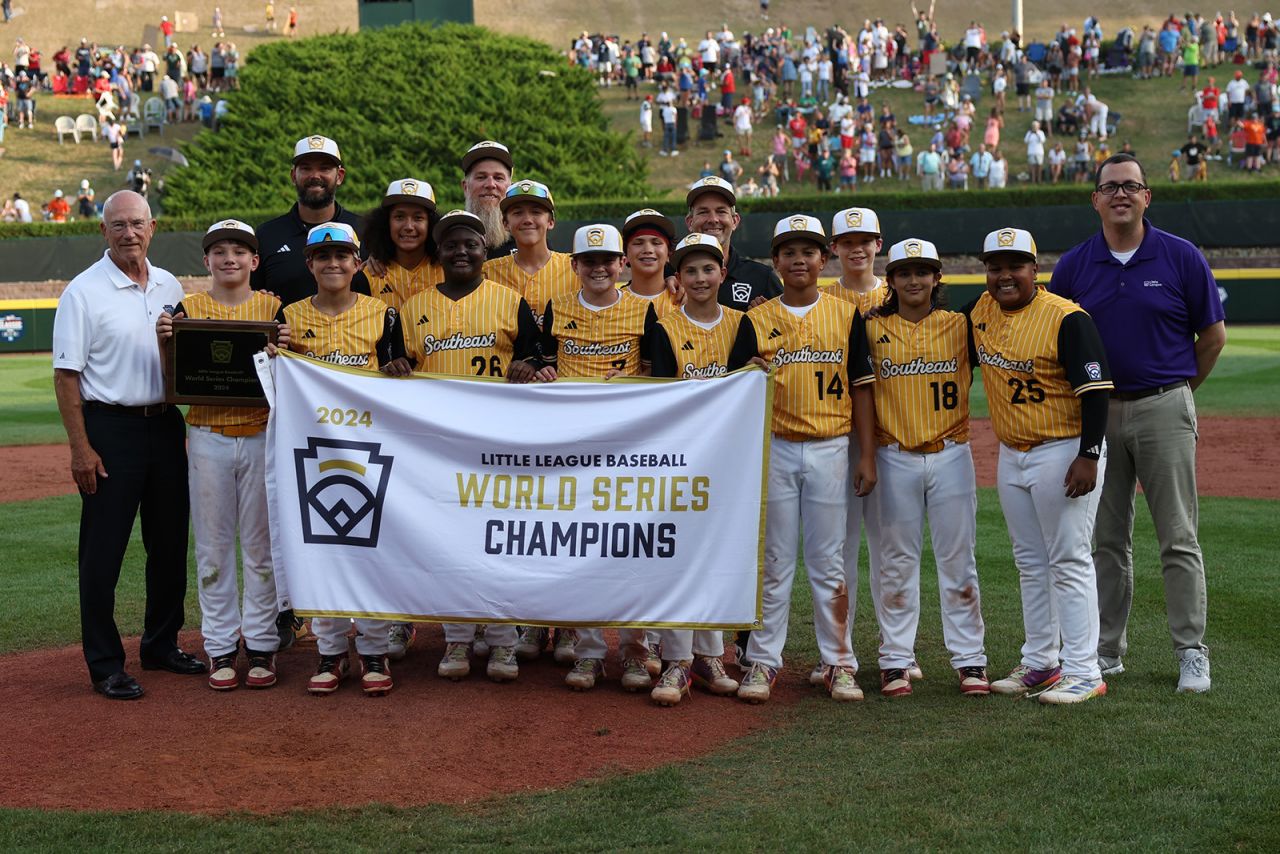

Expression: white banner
xmin=258 ymin=352 xmax=770 ymax=630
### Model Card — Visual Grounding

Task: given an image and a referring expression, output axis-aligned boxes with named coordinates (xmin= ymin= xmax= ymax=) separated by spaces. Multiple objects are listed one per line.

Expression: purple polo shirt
xmin=1048 ymin=219 xmax=1224 ymax=392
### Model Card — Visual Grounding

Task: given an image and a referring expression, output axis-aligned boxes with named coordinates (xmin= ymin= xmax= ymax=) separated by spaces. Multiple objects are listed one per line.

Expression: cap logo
xmin=520 ymin=181 xmax=534 ymax=193
xmin=845 ymin=211 xmax=863 ymax=228
xmin=402 ymin=180 xmax=418 ymax=195
xmin=587 ymin=228 xmax=605 ymax=247
xmin=308 ymin=136 xmax=325 ymax=150
xmin=905 ymin=241 xmax=922 ymax=257
xmin=222 ymin=220 xmax=237 ymax=229
xmin=997 ymin=230 xmax=1016 ymax=247
xmin=789 ymin=216 xmax=808 ymax=231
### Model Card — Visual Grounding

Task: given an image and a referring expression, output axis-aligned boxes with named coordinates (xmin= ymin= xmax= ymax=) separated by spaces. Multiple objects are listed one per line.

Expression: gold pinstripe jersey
xmin=283 ymin=294 xmax=398 ymax=371
xmin=822 ymin=278 xmax=889 ymax=315
xmin=484 ymin=251 xmax=576 ymax=329
xmin=366 ymin=258 xmax=445 ymax=310
xmin=969 ymin=288 xmax=1114 ymax=450
xmin=865 ymin=309 xmax=970 ymax=450
xmin=734 ymin=293 xmax=875 ymax=441
xmin=541 ymin=290 xmax=656 ymax=378
xmin=176 ymin=291 xmax=281 ymax=431
xmin=398 ymin=279 xmax=533 ymax=378
xmin=620 ymin=285 xmax=679 ymax=320
xmin=650 ymin=306 xmax=745 ymax=379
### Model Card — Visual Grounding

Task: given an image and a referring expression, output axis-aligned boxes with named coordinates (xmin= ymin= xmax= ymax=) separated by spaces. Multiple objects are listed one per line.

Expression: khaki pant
xmin=1094 ymin=384 xmax=1207 ymax=657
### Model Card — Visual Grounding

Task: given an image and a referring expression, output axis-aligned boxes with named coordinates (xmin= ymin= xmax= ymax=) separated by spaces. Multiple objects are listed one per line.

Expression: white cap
xmin=381 ymin=178 xmax=436 ymax=209
xmin=884 ymin=238 xmax=941 ymax=274
xmin=831 ymin=206 xmax=881 ymax=238
xmin=500 ymin=179 xmax=555 ymax=213
xmin=304 ymin=221 xmax=360 ymax=255
xmin=461 ymin=140 xmax=513 ymax=174
xmin=80 ymin=179 xmax=90 ymax=189
xmin=686 ymin=175 xmax=737 ymax=208
xmin=292 ymin=135 xmax=342 ymax=165
xmin=979 ymin=227 xmax=1038 ymax=262
xmin=571 ymin=223 xmax=625 ymax=256
xmin=203 ymin=218 xmax=258 ymax=252
xmin=671 ymin=232 xmax=725 ymax=267
xmin=770 ymin=214 xmax=827 ymax=251
xmin=53 ymin=189 xmax=64 ymax=198
xmin=622 ymin=208 xmax=675 ymax=241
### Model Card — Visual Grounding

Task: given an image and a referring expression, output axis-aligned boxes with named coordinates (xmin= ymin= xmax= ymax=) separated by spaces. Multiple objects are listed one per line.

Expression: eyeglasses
xmin=1096 ymin=181 xmax=1148 ymax=196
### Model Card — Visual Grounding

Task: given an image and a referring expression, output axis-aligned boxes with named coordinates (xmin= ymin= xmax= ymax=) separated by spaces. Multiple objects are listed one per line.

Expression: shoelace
xmin=364 ymin=657 xmax=387 ymax=674
xmin=317 ymin=655 xmax=343 ymax=674
xmin=1183 ymin=656 xmax=1210 ymax=678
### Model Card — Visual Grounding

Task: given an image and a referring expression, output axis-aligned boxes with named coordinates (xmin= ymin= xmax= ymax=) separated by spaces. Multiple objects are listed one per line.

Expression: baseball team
xmin=51 ymin=135 xmax=1225 ymax=708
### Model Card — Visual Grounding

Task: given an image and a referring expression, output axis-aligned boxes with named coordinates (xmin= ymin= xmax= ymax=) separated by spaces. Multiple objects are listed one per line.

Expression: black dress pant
xmin=79 ymin=406 xmax=189 ymax=683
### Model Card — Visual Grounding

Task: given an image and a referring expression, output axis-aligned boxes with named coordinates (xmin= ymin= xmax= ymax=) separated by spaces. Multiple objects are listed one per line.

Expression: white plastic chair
xmin=55 ymin=115 xmax=80 ymax=144
xmin=75 ymin=114 xmax=99 ymax=141
xmin=143 ymin=97 xmax=166 ymax=135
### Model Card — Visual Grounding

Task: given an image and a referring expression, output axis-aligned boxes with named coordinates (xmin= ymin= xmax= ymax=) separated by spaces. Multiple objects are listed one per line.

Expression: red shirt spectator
xmin=721 ymin=68 xmax=735 ymax=95
xmin=1202 ymin=84 xmax=1220 ymax=111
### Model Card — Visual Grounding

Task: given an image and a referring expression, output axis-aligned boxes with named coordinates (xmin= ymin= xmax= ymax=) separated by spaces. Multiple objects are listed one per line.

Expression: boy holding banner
xmin=645 ymin=232 xmax=746 ymax=706
xmin=387 ymin=209 xmax=542 ymax=683
xmin=534 ymin=223 xmax=661 ymax=692
xmin=726 ymin=215 xmax=878 ymax=704
xmin=282 ymin=221 xmax=406 ymax=696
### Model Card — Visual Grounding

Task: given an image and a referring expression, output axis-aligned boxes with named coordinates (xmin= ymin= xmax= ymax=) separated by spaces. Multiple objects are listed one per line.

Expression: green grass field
xmin=2 ymin=333 xmax=1278 ymax=850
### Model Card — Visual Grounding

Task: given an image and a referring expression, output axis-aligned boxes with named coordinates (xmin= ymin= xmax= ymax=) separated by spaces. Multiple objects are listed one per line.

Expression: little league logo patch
xmin=294 ymin=438 xmax=394 ymax=548
xmin=905 ymin=241 xmax=922 ymax=257
xmin=1085 ymin=361 xmax=1103 ymax=381
xmin=845 ymin=210 xmax=863 ymax=228
xmin=788 ymin=216 xmax=808 ymax=231
xmin=210 ymin=339 xmax=234 ymax=364
xmin=587 ymin=228 xmax=605 ymax=247
xmin=997 ymin=229 xmax=1016 ymax=247
xmin=401 ymin=180 xmax=418 ymax=195
xmin=308 ymin=135 xmax=326 ymax=150
xmin=0 ymin=314 xmax=24 ymax=343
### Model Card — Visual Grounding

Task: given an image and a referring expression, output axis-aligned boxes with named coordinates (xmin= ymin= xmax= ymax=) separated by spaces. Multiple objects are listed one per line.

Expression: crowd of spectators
xmin=572 ymin=7 xmax=1280 ymax=195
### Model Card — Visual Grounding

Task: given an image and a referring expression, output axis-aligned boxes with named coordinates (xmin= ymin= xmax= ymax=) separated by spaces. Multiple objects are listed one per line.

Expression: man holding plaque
xmin=157 ymin=220 xmax=290 ymax=691
xmin=52 ymin=190 xmax=206 ymax=700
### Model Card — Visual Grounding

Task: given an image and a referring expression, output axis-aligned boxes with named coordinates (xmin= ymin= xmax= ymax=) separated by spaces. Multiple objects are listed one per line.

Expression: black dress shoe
xmin=140 ymin=648 xmax=209 ymax=675
xmin=93 ymin=672 xmax=145 ymax=700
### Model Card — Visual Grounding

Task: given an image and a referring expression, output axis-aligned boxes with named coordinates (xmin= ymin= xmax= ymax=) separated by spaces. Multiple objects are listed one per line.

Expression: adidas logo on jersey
xmin=302 ymin=329 xmax=316 ymax=339
xmin=564 ymin=320 xmax=578 ymax=330
xmin=681 ymin=340 xmax=695 ymax=351
xmin=417 ymin=315 xmax=430 ymax=325
xmin=767 ymin=327 xmax=782 ymax=339
xmin=380 ymin=284 xmax=395 ymax=295
xmin=277 ymin=244 xmax=291 ymax=253
xmin=877 ymin=334 xmax=891 ymax=344
xmin=975 ymin=322 xmax=987 ymax=331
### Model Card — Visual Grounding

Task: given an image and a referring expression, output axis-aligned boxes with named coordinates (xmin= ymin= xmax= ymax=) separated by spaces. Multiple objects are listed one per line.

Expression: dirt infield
xmin=2 ymin=625 xmax=790 ymax=814
xmin=6 ymin=417 xmax=1278 ymax=504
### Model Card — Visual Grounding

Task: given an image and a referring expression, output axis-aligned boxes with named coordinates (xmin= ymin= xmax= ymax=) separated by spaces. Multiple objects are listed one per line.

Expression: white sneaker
xmin=808 ymin=662 xmax=828 ymax=687
xmin=1176 ymin=649 xmax=1211 ymax=693
xmin=486 ymin=645 xmax=519 ymax=682
xmin=620 ymin=658 xmax=654 ymax=691
xmin=437 ymin=642 xmax=471 ymax=680
xmin=1099 ymin=654 xmax=1125 ymax=676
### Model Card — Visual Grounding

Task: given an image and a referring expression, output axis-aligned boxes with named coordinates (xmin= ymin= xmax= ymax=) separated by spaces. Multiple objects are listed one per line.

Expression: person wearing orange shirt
xmin=44 ymin=189 xmax=71 ymax=222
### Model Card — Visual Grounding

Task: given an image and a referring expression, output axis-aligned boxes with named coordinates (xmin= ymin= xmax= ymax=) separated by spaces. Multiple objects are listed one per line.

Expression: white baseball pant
xmin=443 ymin=622 xmax=518 ymax=646
xmin=997 ymin=438 xmax=1106 ymax=681
xmin=836 ymin=432 xmax=876 ymax=671
xmin=313 ymin=618 xmax=391 ymax=657
xmin=655 ymin=629 xmax=726 ymax=662
xmin=745 ymin=435 xmax=854 ymax=670
xmin=188 ymin=427 xmax=278 ymax=657
xmin=866 ymin=442 xmax=986 ymax=670
xmin=575 ymin=627 xmax=648 ymax=662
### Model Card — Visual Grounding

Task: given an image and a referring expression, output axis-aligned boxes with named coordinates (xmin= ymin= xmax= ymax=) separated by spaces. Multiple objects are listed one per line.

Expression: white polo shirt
xmin=52 ymin=250 xmax=184 ymax=406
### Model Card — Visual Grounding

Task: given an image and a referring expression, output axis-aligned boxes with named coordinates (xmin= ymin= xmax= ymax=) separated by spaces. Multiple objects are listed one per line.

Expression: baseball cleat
xmin=437 ymin=642 xmax=472 ymax=680
xmin=515 ymin=626 xmax=549 ymax=660
xmin=880 ymin=668 xmax=912 ymax=697
xmin=472 ymin=627 xmax=490 ymax=659
xmin=827 ymin=665 xmax=864 ymax=701
xmin=643 ymin=643 xmax=663 ymax=677
xmin=565 ymin=657 xmax=605 ymax=691
xmin=1099 ymin=655 xmax=1125 ymax=676
xmin=808 ymin=661 xmax=828 ymax=687
xmin=360 ymin=655 xmax=393 ymax=695
xmin=245 ymin=649 xmax=278 ymax=689
xmin=208 ymin=652 xmax=239 ymax=691
xmin=486 ymin=645 xmax=519 ymax=682
xmin=651 ymin=661 xmax=692 ymax=706
xmin=1038 ymin=675 xmax=1107 ymax=705
xmin=736 ymin=662 xmax=778 ymax=704
xmin=1176 ymin=649 xmax=1211 ymax=694
xmin=990 ymin=664 xmax=1062 ymax=696
xmin=907 ymin=659 xmax=924 ymax=681
xmin=620 ymin=657 xmax=654 ymax=692
xmin=957 ymin=666 xmax=991 ymax=696
xmin=387 ymin=624 xmax=416 ymax=661
xmin=691 ymin=655 xmax=739 ymax=695
xmin=308 ymin=654 xmax=349 ymax=694
xmin=552 ymin=628 xmax=579 ymax=665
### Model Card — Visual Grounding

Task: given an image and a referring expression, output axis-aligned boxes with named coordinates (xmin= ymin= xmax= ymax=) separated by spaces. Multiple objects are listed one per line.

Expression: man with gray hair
xmin=52 ymin=191 xmax=206 ymax=700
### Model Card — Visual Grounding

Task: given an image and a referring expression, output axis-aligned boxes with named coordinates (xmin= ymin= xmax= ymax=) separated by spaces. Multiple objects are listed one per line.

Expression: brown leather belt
xmin=83 ymin=401 xmax=171 ymax=417
xmin=1110 ymin=380 xmax=1188 ymax=402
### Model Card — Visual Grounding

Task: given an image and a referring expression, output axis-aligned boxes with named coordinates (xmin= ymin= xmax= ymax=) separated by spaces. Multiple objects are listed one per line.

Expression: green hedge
xmin=162 ymin=23 xmax=648 ymax=214
xmin=8 ymin=178 xmax=1275 ymax=239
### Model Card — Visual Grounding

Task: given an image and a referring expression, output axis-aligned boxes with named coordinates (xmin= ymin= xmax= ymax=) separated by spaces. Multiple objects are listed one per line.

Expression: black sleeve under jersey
xmin=173 ymin=300 xmax=187 ymax=317
xmin=639 ymin=304 xmax=658 ymax=365
xmin=274 ymin=305 xmax=287 ymax=325
xmin=397 ymin=310 xmax=417 ymax=370
xmin=1057 ymin=311 xmax=1113 ymax=391
xmin=846 ymin=310 xmax=874 ymax=386
xmin=377 ymin=307 xmax=405 ymax=365
xmin=959 ymin=296 xmax=980 ymax=373
xmin=1077 ymin=390 xmax=1108 ymax=460
xmin=351 ymin=269 xmax=372 ymax=297
xmin=726 ymin=316 xmax=761 ymax=370
xmin=538 ymin=301 xmax=559 ymax=365
xmin=649 ymin=323 xmax=679 ymax=378
xmin=513 ymin=299 xmax=541 ymax=363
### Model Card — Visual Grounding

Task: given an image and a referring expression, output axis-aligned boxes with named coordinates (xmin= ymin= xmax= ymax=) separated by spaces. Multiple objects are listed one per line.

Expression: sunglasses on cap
xmin=306 ymin=226 xmax=358 ymax=249
xmin=507 ymin=182 xmax=551 ymax=200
